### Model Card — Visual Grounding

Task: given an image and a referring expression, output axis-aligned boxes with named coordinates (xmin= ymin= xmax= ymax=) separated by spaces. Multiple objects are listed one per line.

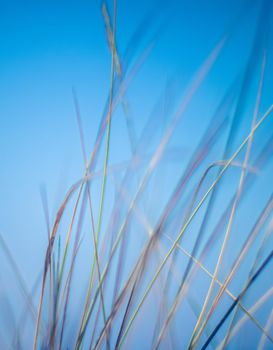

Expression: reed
xmin=2 ymin=0 xmax=273 ymax=349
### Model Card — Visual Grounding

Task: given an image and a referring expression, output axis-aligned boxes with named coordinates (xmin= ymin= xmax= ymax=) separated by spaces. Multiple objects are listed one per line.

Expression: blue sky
xmin=1 ymin=0 xmax=273 ymax=348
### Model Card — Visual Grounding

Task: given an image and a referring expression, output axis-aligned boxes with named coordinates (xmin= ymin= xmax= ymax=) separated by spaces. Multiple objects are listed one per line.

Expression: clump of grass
xmin=2 ymin=1 xmax=273 ymax=349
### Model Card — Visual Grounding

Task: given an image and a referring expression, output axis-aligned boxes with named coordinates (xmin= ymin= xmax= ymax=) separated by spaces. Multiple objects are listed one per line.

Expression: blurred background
xmin=1 ymin=0 xmax=273 ymax=348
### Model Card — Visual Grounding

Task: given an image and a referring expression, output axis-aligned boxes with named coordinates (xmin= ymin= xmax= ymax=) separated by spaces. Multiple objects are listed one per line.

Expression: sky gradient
xmin=1 ymin=0 xmax=273 ymax=348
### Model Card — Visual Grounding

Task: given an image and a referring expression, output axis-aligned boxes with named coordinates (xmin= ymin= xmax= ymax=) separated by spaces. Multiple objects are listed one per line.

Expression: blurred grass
xmin=1 ymin=0 xmax=273 ymax=349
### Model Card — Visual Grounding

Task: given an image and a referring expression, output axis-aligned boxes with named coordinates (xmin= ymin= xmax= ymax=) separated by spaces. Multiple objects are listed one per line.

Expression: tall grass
xmin=2 ymin=0 xmax=273 ymax=349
